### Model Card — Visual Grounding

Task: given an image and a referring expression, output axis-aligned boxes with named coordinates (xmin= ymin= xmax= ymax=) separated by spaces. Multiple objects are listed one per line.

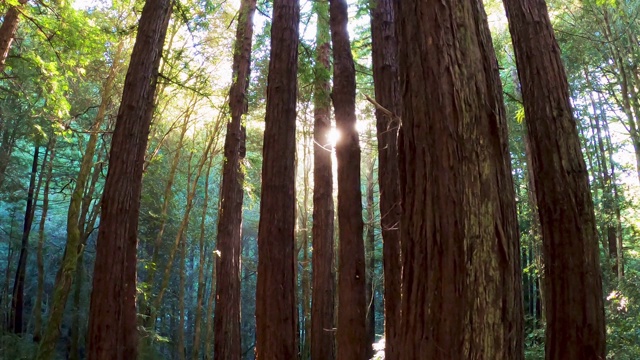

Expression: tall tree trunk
xmin=213 ymin=0 xmax=255 ymax=358
xmin=144 ymin=97 xmax=194 ymax=303
xmin=192 ymin=155 xmax=213 ymax=360
xmin=204 ymin=248 xmax=217 ymax=359
xmin=69 ymin=252 xmax=85 ymax=360
xmin=365 ymin=155 xmax=376 ymax=359
xmin=369 ymin=0 xmax=401 ymax=357
xmin=33 ymin=137 xmax=56 ymax=342
xmin=328 ymin=1 xmax=367 ymax=359
xmin=10 ymin=144 xmax=40 ymax=333
xmin=36 ymin=42 xmax=121 ymax=360
xmin=87 ymin=0 xmax=172 ymax=357
xmin=299 ymin=128 xmax=312 ymax=360
xmin=310 ymin=1 xmax=336 ymax=359
xmin=502 ymin=0 xmax=606 ymax=358
xmin=255 ymin=0 xmax=300 ymax=357
xmin=397 ymin=0 xmax=524 ymax=358
xmin=152 ymin=134 xmax=218 ymax=326
xmin=177 ymin=236 xmax=186 ymax=360
xmin=0 ymin=0 xmax=27 ymax=72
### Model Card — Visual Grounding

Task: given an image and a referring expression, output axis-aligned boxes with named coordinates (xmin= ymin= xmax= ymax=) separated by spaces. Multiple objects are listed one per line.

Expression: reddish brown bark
xmin=329 ymin=0 xmax=367 ymax=358
xmin=369 ymin=0 xmax=401 ymax=357
xmin=397 ymin=0 xmax=523 ymax=358
xmin=255 ymin=0 xmax=299 ymax=358
xmin=214 ymin=0 xmax=256 ymax=358
xmin=501 ymin=0 xmax=606 ymax=358
xmin=0 ymin=0 xmax=27 ymax=72
xmin=311 ymin=1 xmax=335 ymax=359
xmin=86 ymin=0 xmax=171 ymax=358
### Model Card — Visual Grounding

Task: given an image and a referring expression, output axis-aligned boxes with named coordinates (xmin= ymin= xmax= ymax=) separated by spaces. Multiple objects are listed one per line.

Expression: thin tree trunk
xmin=178 ymin=236 xmax=186 ymax=360
xmin=152 ymin=134 xmax=218 ymax=325
xmin=502 ymin=0 xmax=606 ymax=357
xmin=310 ymin=1 xmax=336 ymax=359
xmin=365 ymin=155 xmax=376 ymax=359
xmin=369 ymin=0 xmax=401 ymax=357
xmin=10 ymin=144 xmax=40 ymax=333
xmin=192 ymin=154 xmax=213 ymax=360
xmin=397 ymin=0 xmax=524 ymax=358
xmin=69 ymin=252 xmax=85 ymax=360
xmin=299 ymin=129 xmax=312 ymax=360
xmin=87 ymin=0 xmax=172 ymax=356
xmin=255 ymin=0 xmax=300 ymax=357
xmin=0 ymin=0 xmax=28 ymax=72
xmin=36 ymin=42 xmax=122 ymax=360
xmin=329 ymin=0 xmax=368 ymax=358
xmin=33 ymin=137 xmax=56 ymax=342
xmin=203 ymin=247 xmax=217 ymax=359
xmin=213 ymin=0 xmax=255 ymax=358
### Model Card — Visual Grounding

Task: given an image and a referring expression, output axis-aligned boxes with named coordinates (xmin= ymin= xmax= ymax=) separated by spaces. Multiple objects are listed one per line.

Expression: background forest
xmin=0 ymin=0 xmax=639 ymax=359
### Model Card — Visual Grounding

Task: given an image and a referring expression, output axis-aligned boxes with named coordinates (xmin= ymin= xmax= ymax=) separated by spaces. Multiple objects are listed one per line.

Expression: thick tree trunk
xmin=329 ymin=0 xmax=367 ymax=359
xmin=310 ymin=1 xmax=336 ymax=359
xmin=369 ymin=0 xmax=401 ymax=357
xmin=86 ymin=0 xmax=172 ymax=357
xmin=255 ymin=0 xmax=300 ymax=358
xmin=501 ymin=0 xmax=606 ymax=358
xmin=0 ymin=0 xmax=27 ymax=72
xmin=10 ymin=144 xmax=40 ymax=333
xmin=397 ymin=0 xmax=523 ymax=358
xmin=214 ymin=0 xmax=255 ymax=358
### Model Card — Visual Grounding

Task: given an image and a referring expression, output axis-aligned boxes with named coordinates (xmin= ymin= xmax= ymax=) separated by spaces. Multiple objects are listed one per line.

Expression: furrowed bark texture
xmin=397 ymin=0 xmax=523 ymax=358
xmin=329 ymin=0 xmax=368 ymax=358
xmin=214 ymin=0 xmax=255 ymax=358
xmin=369 ymin=0 xmax=401 ymax=357
xmin=0 ymin=0 xmax=27 ymax=72
xmin=86 ymin=0 xmax=171 ymax=358
xmin=311 ymin=0 xmax=335 ymax=359
xmin=255 ymin=0 xmax=300 ymax=358
xmin=501 ymin=0 xmax=606 ymax=358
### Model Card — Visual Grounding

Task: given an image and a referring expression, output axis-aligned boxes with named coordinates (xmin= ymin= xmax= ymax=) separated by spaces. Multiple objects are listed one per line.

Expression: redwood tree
xmin=502 ymin=0 xmax=606 ymax=357
xmin=255 ymin=0 xmax=300 ymax=358
xmin=214 ymin=0 xmax=256 ymax=358
xmin=329 ymin=0 xmax=368 ymax=358
xmin=397 ymin=0 xmax=523 ymax=358
xmin=369 ymin=0 xmax=401 ymax=358
xmin=0 ymin=0 xmax=27 ymax=72
xmin=311 ymin=0 xmax=335 ymax=358
xmin=86 ymin=0 xmax=172 ymax=357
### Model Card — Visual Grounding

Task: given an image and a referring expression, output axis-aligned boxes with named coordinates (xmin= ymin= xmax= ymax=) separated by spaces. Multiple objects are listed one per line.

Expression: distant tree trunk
xmin=0 ymin=0 xmax=27 ymax=72
xmin=152 ymin=134 xmax=218 ymax=325
xmin=214 ymin=0 xmax=255 ymax=358
xmin=86 ymin=0 xmax=172 ymax=357
xmin=192 ymin=155 xmax=213 ymax=360
xmin=255 ymin=0 xmax=300 ymax=358
xmin=69 ymin=252 xmax=85 ymax=360
xmin=145 ymin=97 xmax=193 ymax=293
xmin=203 ymin=249 xmax=217 ymax=359
xmin=364 ymin=156 xmax=376 ymax=359
xmin=397 ymin=0 xmax=524 ymax=358
xmin=502 ymin=0 xmax=606 ymax=358
xmin=329 ymin=0 xmax=368 ymax=358
xmin=310 ymin=1 xmax=335 ymax=359
xmin=298 ymin=128 xmax=312 ymax=360
xmin=178 ymin=237 xmax=187 ymax=360
xmin=33 ymin=137 xmax=56 ymax=342
xmin=36 ymin=42 xmax=121 ymax=360
xmin=10 ymin=144 xmax=40 ymax=334
xmin=369 ymin=0 xmax=401 ymax=357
